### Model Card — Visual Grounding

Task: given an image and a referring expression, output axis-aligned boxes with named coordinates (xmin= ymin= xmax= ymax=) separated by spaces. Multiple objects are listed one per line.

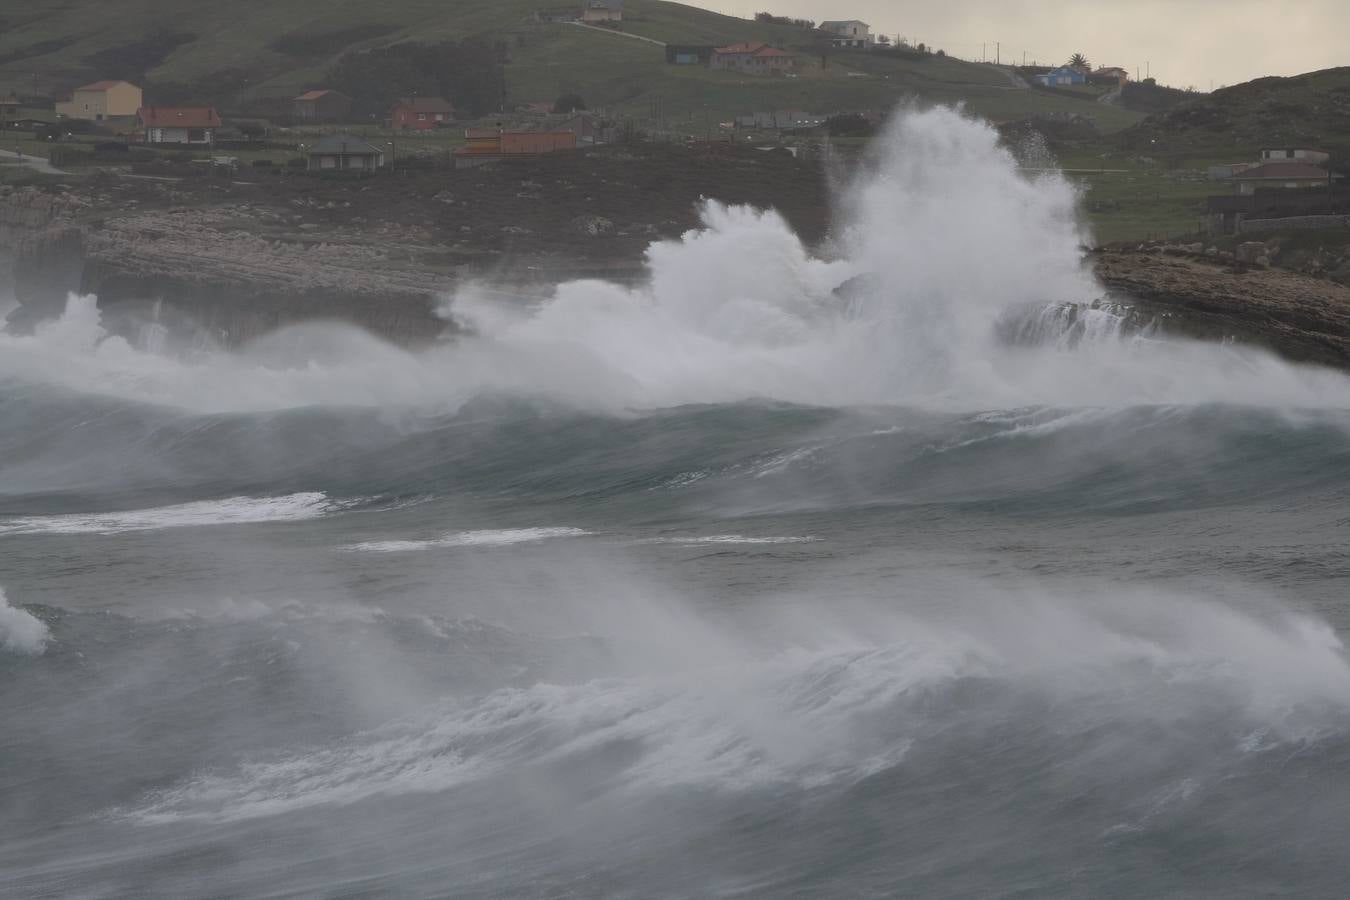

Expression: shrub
xmin=287 ymin=157 xmax=306 ymax=168
xmin=252 ymin=158 xmax=274 ymax=167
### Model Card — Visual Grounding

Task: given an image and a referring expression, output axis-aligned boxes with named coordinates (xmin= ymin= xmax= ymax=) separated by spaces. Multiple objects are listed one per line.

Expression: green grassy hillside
xmin=1117 ymin=67 xmax=1350 ymax=162
xmin=0 ymin=0 xmax=1145 ymax=131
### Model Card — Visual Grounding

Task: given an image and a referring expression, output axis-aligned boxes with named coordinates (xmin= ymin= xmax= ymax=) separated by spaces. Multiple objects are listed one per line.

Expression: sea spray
xmin=2 ymin=107 xmax=1350 ymax=415
xmin=0 ymin=587 xmax=49 ymax=655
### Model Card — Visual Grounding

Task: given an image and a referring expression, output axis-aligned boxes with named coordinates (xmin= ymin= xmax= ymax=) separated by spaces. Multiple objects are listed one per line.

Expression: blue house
xmin=1035 ymin=66 xmax=1087 ymax=87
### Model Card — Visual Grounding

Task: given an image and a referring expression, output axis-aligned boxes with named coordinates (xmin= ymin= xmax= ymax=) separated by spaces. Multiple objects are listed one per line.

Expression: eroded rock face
xmin=1094 ymin=250 xmax=1350 ymax=369
xmin=0 ymin=181 xmax=452 ymax=345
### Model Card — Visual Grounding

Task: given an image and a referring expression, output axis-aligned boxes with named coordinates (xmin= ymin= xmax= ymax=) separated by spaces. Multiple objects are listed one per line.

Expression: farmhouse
xmin=56 ymin=80 xmax=143 ymax=122
xmin=1232 ymin=163 xmax=1338 ymax=195
xmin=0 ymin=95 xmax=19 ymax=121
xmin=1091 ymin=66 xmax=1130 ymax=85
xmin=136 ymin=106 xmax=222 ymax=145
xmin=306 ymin=133 xmax=384 ymax=172
xmin=293 ymin=90 xmax=353 ymax=123
xmin=819 ymin=21 xmax=872 ymax=48
xmin=581 ymin=0 xmax=623 ymax=23
xmin=389 ymin=97 xmax=455 ymax=130
xmin=711 ymin=43 xmax=796 ymax=75
xmin=1260 ymin=148 xmax=1332 ymax=166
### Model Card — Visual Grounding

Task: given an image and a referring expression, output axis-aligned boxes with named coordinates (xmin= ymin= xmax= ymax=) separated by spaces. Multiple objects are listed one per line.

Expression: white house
xmin=581 ymin=0 xmax=623 ymax=23
xmin=820 ymin=20 xmax=872 ymax=48
xmin=136 ymin=106 xmax=222 ymax=145
xmin=1260 ymin=148 xmax=1331 ymax=166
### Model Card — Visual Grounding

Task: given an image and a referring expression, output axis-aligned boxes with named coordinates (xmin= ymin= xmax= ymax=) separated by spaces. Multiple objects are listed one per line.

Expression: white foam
xmin=4 ymin=107 xmax=1350 ymax=418
xmin=0 ymin=587 xmax=50 ymax=655
xmin=118 ymin=577 xmax=1350 ymax=826
xmin=347 ymin=527 xmax=590 ymax=553
xmin=638 ymin=535 xmax=819 ymax=545
xmin=0 ymin=492 xmax=347 ymax=536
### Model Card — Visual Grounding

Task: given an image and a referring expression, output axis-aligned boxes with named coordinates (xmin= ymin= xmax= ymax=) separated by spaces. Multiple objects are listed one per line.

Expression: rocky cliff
xmin=1095 ymin=249 xmax=1350 ymax=370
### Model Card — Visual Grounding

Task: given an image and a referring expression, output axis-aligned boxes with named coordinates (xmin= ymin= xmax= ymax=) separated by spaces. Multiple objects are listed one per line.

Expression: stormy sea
xmin=4 ymin=108 xmax=1350 ymax=898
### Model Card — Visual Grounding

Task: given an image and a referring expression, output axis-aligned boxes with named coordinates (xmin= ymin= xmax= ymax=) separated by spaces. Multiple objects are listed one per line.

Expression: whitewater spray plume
xmin=3 ymin=106 xmax=1350 ymax=415
xmin=0 ymin=587 xmax=49 ymax=655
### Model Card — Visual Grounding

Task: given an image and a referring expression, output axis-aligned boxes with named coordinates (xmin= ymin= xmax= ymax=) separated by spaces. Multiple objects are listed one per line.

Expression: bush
xmin=252 ymin=158 xmax=274 ymax=167
xmin=287 ymin=157 xmax=306 ymax=168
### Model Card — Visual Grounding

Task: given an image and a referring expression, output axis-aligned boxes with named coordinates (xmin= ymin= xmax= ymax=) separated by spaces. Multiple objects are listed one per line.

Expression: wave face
xmin=3 ymin=106 xmax=1350 ymax=898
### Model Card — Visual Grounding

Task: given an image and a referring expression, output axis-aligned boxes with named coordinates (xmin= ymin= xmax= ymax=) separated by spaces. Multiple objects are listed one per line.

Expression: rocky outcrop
xmin=0 ymin=182 xmax=454 ymax=345
xmin=1095 ymin=250 xmax=1350 ymax=369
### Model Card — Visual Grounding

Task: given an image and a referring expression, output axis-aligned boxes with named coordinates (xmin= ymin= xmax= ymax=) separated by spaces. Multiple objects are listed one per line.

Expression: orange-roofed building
xmin=293 ymin=89 xmax=352 ymax=122
xmin=711 ymin=43 xmax=796 ymax=75
xmin=136 ymin=107 xmax=223 ymax=145
xmin=56 ymin=80 xmax=143 ymax=122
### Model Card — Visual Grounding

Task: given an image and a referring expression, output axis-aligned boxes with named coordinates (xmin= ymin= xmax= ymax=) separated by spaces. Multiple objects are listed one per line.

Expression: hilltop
xmin=0 ymin=0 xmax=1144 ymax=130
xmin=1116 ymin=67 xmax=1350 ymax=163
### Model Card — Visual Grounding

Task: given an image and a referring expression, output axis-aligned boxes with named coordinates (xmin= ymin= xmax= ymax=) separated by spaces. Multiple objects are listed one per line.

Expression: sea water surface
xmin=3 ymin=108 xmax=1350 ymax=898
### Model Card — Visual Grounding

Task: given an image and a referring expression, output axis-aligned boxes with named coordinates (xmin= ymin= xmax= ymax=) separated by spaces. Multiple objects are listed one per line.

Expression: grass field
xmin=0 ymin=0 xmax=1146 ymax=134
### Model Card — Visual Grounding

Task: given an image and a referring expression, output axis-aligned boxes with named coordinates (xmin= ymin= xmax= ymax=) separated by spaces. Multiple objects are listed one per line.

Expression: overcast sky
xmin=687 ymin=1 xmax=1348 ymax=90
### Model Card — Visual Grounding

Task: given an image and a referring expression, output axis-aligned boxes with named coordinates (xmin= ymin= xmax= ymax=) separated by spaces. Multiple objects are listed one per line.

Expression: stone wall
xmin=1241 ymin=215 xmax=1350 ymax=234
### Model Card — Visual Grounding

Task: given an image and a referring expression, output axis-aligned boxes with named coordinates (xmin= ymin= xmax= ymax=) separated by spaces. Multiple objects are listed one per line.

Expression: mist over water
xmin=3 ymin=106 xmax=1350 ymax=897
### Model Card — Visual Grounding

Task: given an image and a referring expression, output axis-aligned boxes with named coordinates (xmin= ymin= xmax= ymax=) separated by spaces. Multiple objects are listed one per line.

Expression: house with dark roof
xmin=1233 ymin=162 xmax=1339 ymax=195
xmin=388 ymin=97 xmax=455 ymax=130
xmin=306 ymin=133 xmax=384 ymax=172
xmin=0 ymin=94 xmax=19 ymax=121
xmin=1091 ymin=67 xmax=1130 ymax=85
xmin=711 ymin=43 xmax=796 ymax=75
xmin=293 ymin=90 xmax=353 ymax=123
xmin=819 ymin=21 xmax=872 ymax=48
xmin=56 ymin=80 xmax=142 ymax=122
xmin=136 ymin=106 xmax=222 ymax=145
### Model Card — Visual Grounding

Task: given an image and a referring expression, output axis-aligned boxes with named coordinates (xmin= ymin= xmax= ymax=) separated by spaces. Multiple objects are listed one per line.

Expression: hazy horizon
xmin=686 ymin=0 xmax=1348 ymax=91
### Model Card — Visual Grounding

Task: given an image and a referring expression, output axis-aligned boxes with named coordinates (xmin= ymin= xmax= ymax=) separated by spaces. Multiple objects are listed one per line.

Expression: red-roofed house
xmin=136 ymin=107 xmax=222 ymax=145
xmin=1233 ymin=162 xmax=1338 ymax=195
xmin=293 ymin=89 xmax=352 ymax=122
xmin=711 ymin=43 xmax=796 ymax=75
xmin=389 ymin=97 xmax=455 ymax=130
xmin=56 ymin=80 xmax=143 ymax=122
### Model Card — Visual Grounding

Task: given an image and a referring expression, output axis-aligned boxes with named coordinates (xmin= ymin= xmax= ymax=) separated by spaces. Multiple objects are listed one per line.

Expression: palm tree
xmin=1068 ymin=53 xmax=1089 ymax=71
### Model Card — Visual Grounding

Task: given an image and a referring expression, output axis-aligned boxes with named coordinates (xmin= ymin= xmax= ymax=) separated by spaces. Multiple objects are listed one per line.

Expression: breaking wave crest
xmin=0 ymin=493 xmax=350 ymax=535
xmin=2 ymin=108 xmax=1348 ymax=418
xmin=0 ymin=587 xmax=49 ymax=655
xmin=121 ymin=583 xmax=1350 ymax=825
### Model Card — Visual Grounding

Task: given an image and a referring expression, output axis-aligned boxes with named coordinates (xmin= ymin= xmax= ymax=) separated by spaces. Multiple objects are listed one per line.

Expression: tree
xmin=1068 ymin=52 xmax=1089 ymax=71
xmin=553 ymin=93 xmax=586 ymax=114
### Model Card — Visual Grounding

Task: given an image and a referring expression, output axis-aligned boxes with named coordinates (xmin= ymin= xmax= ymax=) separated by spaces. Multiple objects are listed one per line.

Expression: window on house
xmin=418 ymin=113 xmax=426 ymax=120
xmin=1286 ymin=150 xmax=1295 ymax=159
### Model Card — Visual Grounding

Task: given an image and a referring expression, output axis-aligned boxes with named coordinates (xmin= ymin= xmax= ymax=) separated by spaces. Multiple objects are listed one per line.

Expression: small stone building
xmin=307 ymin=133 xmax=384 ymax=172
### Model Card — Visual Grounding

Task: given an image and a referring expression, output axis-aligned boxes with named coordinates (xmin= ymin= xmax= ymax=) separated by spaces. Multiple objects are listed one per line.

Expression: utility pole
xmin=982 ymin=42 xmax=986 ymax=62
xmin=996 ymin=42 xmax=1000 ymax=66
